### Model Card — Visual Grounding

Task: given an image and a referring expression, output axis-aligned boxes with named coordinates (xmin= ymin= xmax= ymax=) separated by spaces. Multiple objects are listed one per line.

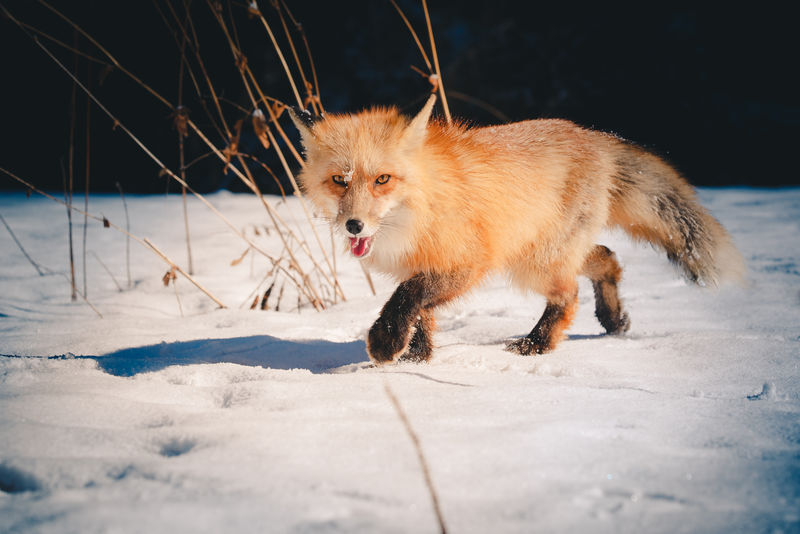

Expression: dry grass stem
xmin=33 ymin=1 xmax=173 ymax=110
xmin=445 ymin=90 xmax=510 ymax=122
xmin=272 ymin=1 xmax=318 ymax=114
xmin=383 ymin=380 xmax=448 ymax=534
xmin=83 ymin=60 xmax=91 ymax=297
xmin=115 ymin=181 xmax=132 ymax=289
xmin=279 ymin=0 xmax=324 ymax=113
xmin=6 ymin=0 xmax=383 ymax=311
xmin=1 ymin=167 xmax=227 ymax=311
xmin=0 ymin=212 xmax=50 ymax=276
xmin=176 ymin=23 xmax=194 ymax=275
xmin=389 ymin=0 xmax=433 ymax=71
xmin=162 ymin=266 xmax=185 ymax=317
xmin=18 ymin=28 xmax=283 ymax=274
xmin=146 ymin=240 xmax=222 ymax=309
xmin=422 ymin=0 xmax=451 ymax=123
xmin=89 ymin=250 xmax=123 ymax=292
xmin=66 ymin=36 xmax=78 ymax=302
xmin=247 ymin=0 xmax=303 ymax=108
xmin=360 ymin=261 xmax=377 ymax=296
xmin=198 ymin=8 xmax=343 ymax=304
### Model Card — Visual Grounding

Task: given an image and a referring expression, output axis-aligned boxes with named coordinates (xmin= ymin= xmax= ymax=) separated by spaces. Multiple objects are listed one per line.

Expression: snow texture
xmin=1 ymin=189 xmax=798 ymax=533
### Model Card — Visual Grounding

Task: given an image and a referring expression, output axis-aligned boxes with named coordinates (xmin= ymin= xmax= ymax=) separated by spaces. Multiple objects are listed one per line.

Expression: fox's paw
xmin=398 ymin=326 xmax=433 ymax=363
xmin=505 ymin=337 xmax=551 ymax=356
xmin=607 ymin=311 xmax=631 ymax=335
xmin=366 ymin=317 xmax=414 ymax=365
xmin=598 ymin=309 xmax=631 ymax=335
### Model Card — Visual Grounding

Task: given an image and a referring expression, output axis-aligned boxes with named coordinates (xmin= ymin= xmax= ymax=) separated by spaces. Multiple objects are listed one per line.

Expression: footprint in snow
xmin=0 ymin=463 xmax=41 ymax=493
xmin=157 ymin=437 xmax=198 ymax=458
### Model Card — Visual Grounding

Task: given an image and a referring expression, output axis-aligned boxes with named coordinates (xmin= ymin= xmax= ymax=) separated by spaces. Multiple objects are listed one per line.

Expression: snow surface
xmin=0 ymin=188 xmax=798 ymax=533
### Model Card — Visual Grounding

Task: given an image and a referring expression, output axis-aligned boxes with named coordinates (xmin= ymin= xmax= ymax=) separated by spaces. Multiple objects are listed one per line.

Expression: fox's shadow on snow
xmin=89 ymin=336 xmax=368 ymax=377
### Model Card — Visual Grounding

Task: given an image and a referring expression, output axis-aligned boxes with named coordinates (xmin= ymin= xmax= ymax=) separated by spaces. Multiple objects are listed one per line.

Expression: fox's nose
xmin=345 ymin=219 xmax=364 ymax=235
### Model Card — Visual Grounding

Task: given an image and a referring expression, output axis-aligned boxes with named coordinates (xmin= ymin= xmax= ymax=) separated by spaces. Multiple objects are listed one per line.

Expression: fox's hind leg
xmin=581 ymin=245 xmax=630 ymax=334
xmin=506 ymin=282 xmax=579 ymax=355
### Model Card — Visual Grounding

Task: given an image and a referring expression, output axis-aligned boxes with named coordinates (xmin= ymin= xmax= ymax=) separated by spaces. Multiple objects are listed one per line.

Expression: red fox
xmin=290 ymin=95 xmax=743 ymax=364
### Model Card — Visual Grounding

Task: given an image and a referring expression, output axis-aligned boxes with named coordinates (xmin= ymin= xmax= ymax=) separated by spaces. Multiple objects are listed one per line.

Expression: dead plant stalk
xmin=422 ymin=0 xmax=451 ymax=123
xmin=249 ymin=0 xmax=303 ymax=108
xmin=0 ymin=212 xmax=49 ymax=276
xmin=0 ymin=166 xmax=227 ymax=310
xmin=204 ymin=6 xmax=344 ymax=302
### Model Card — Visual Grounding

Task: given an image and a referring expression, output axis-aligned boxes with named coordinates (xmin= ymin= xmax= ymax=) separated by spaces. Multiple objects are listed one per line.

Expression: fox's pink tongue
xmin=349 ymin=236 xmax=372 ymax=257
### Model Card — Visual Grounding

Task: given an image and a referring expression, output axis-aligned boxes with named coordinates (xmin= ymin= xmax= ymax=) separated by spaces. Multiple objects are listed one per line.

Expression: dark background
xmin=1 ymin=1 xmax=797 ymax=194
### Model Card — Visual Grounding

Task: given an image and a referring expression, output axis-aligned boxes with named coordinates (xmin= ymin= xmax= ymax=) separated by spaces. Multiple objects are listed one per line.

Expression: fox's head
xmin=289 ymin=96 xmax=436 ymax=265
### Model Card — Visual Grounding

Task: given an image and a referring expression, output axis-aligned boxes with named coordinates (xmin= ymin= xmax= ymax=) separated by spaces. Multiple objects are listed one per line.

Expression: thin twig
xmin=172 ymin=271 xmax=184 ymax=317
xmin=10 ymin=1 xmax=348 ymax=310
xmin=62 ymin=162 xmax=77 ymax=302
xmin=279 ymin=0 xmax=324 ymax=113
xmin=35 ymin=0 xmax=173 ymax=109
xmin=360 ymin=262 xmax=377 ymax=296
xmin=422 ymin=0 xmax=451 ymax=123
xmin=383 ymin=380 xmax=448 ymax=534
xmin=12 ymin=18 xmax=111 ymax=66
xmin=83 ymin=58 xmax=91 ymax=297
xmin=75 ymin=286 xmax=103 ymax=318
xmin=176 ymin=14 xmax=194 ymax=275
xmin=446 ymin=90 xmax=510 ymax=122
xmin=272 ymin=0 xmax=316 ymax=114
xmin=89 ymin=250 xmax=123 ymax=292
xmin=1 ymin=167 xmax=227 ymax=311
xmin=145 ymin=238 xmax=225 ymax=308
xmin=115 ymin=181 xmax=132 ymax=288
xmin=66 ymin=31 xmax=77 ymax=302
xmin=14 ymin=24 xmax=278 ymax=267
xmin=0 ymin=212 xmax=49 ymax=276
xmin=201 ymin=8 xmax=340 ymax=305
xmin=249 ymin=0 xmax=303 ymax=108
xmin=156 ymin=2 xmax=328 ymax=311
xmin=389 ymin=0 xmax=432 ymax=72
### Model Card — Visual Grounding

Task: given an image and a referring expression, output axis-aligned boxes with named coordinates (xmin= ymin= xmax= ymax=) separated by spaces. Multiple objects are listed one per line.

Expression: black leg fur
xmin=399 ymin=311 xmax=434 ymax=362
xmin=581 ymin=245 xmax=631 ymax=335
xmin=505 ymin=299 xmax=576 ymax=355
xmin=592 ymin=279 xmax=630 ymax=334
xmin=367 ymin=272 xmax=469 ymax=364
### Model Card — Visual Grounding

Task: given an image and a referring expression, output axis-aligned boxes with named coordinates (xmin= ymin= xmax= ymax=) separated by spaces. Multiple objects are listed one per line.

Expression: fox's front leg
xmin=367 ymin=272 xmax=471 ymax=364
xmin=399 ymin=309 xmax=435 ymax=363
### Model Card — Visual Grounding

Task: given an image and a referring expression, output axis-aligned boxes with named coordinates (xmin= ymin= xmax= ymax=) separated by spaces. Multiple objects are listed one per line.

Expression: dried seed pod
xmin=222 ymin=119 xmax=243 ymax=174
xmin=252 ymin=109 xmax=270 ymax=150
xmin=234 ymin=50 xmax=248 ymax=73
xmin=162 ymin=267 xmax=177 ymax=287
xmin=171 ymin=105 xmax=189 ymax=138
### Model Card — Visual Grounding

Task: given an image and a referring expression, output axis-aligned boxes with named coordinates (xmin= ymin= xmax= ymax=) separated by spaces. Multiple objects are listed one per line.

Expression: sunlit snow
xmin=1 ymin=188 xmax=798 ymax=533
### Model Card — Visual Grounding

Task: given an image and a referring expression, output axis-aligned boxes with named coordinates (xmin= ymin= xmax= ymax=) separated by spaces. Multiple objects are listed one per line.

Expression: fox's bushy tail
xmin=608 ymin=143 xmax=744 ymax=286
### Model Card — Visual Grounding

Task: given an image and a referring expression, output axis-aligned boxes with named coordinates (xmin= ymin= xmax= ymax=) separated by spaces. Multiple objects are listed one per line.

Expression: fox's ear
xmin=288 ymin=106 xmax=319 ymax=147
xmin=403 ymin=94 xmax=437 ymax=148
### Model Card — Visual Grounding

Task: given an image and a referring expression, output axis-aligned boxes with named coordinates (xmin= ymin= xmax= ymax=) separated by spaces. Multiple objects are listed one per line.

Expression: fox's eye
xmin=375 ymin=174 xmax=391 ymax=185
xmin=332 ymin=175 xmax=347 ymax=186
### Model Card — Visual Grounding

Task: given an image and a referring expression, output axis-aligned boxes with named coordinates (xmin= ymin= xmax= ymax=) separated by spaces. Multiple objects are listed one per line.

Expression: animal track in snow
xmin=157 ymin=437 xmax=198 ymax=458
xmin=0 ymin=463 xmax=41 ymax=493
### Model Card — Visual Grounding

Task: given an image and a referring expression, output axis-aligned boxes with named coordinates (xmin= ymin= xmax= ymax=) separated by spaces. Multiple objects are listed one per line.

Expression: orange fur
xmin=291 ymin=96 xmax=743 ymax=361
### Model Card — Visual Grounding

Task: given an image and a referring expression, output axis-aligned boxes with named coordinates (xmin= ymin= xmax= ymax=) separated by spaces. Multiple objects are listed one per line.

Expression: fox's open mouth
xmin=349 ymin=236 xmax=373 ymax=258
